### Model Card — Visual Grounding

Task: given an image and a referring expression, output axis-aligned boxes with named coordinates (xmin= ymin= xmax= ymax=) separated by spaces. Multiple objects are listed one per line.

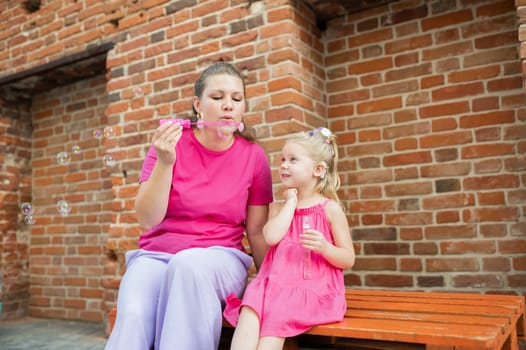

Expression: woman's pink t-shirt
xmin=138 ymin=129 xmax=273 ymax=254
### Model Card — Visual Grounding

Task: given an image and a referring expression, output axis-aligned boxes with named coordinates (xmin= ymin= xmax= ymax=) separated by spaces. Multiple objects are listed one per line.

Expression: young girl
xmin=223 ymin=127 xmax=356 ymax=350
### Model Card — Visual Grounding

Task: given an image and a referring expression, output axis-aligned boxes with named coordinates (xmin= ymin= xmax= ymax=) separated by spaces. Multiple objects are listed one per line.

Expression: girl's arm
xmin=245 ymin=204 xmax=269 ymax=270
xmin=262 ymin=189 xmax=297 ymax=245
xmin=301 ymin=200 xmax=355 ymax=270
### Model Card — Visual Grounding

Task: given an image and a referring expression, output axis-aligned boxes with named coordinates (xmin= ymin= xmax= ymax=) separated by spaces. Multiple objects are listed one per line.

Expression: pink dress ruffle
xmin=223 ymin=201 xmax=346 ymax=337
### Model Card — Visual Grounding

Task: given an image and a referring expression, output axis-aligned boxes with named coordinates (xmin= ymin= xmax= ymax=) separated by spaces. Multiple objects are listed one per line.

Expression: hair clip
xmin=308 ymin=127 xmax=332 ymax=144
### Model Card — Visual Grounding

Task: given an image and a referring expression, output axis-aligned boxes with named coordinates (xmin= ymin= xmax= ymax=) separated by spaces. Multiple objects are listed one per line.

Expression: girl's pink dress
xmin=223 ymin=200 xmax=347 ymax=337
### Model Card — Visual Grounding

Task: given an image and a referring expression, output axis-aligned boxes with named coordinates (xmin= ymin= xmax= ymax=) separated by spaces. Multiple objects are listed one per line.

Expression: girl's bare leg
xmin=230 ymin=307 xmax=260 ymax=350
xmin=257 ymin=336 xmax=285 ymax=350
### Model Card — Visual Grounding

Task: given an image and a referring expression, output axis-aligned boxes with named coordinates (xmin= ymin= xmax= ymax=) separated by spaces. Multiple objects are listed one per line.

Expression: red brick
xmin=464 ymin=174 xmax=520 ymax=191
xmin=430 ymin=118 xmax=456 ymax=132
xmin=452 ymin=274 xmax=503 ymax=288
xmin=422 ymin=10 xmax=473 ymax=31
xmin=420 ymin=101 xmax=469 ymax=118
xmin=421 ymin=131 xmax=472 ymax=148
xmin=483 ymin=257 xmax=511 ymax=272
xmin=365 ymin=274 xmax=413 ymax=287
xmin=348 ymin=28 xmax=393 ymax=48
xmin=432 ymin=82 xmax=484 ymax=101
xmin=423 ymin=193 xmax=474 ymax=210
xmin=385 ymin=212 xmax=433 ymax=226
xmin=426 ymin=257 xmax=478 ymax=272
xmin=385 ymin=181 xmax=433 ymax=197
xmin=382 ymin=122 xmax=430 ymax=139
xmin=394 ymin=137 xmax=417 ymax=151
xmin=423 ymin=42 xmax=472 ymax=61
xmin=463 ymin=207 xmax=519 ymax=222
xmin=384 ymin=151 xmax=432 ymax=167
xmin=478 ymin=191 xmax=505 ymax=205
xmin=441 ymin=240 xmax=496 ymax=255
xmin=498 ymin=239 xmax=526 ymax=254
xmin=361 ymin=215 xmax=383 ymax=226
xmin=449 ymin=65 xmax=500 ymax=83
xmin=399 ymin=227 xmax=423 ymax=241
xmin=425 ymin=225 xmax=476 ymax=240
xmin=436 ymin=210 xmax=460 ymax=224
xmin=350 ymin=200 xmax=395 ymax=213
xmin=353 ymin=257 xmax=396 ymax=270
xmin=350 ymin=57 xmax=393 ymax=75
xmin=386 ymin=34 xmax=433 ymax=54
xmin=400 ymin=258 xmax=422 ymax=272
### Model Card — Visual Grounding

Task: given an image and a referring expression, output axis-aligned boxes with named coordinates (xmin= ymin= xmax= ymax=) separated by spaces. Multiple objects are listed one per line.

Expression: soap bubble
xmin=71 ymin=145 xmax=81 ymax=154
xmin=102 ymin=154 xmax=116 ymax=168
xmin=103 ymin=126 xmax=115 ymax=138
xmin=24 ymin=215 xmax=35 ymax=225
xmin=93 ymin=129 xmax=103 ymax=139
xmin=56 ymin=200 xmax=72 ymax=217
xmin=134 ymin=87 xmax=143 ymax=97
xmin=20 ymin=202 xmax=34 ymax=215
xmin=57 ymin=151 xmax=71 ymax=165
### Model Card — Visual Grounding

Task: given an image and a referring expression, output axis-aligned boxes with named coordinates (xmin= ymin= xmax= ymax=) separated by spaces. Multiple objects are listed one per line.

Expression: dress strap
xmin=321 ymin=199 xmax=332 ymax=207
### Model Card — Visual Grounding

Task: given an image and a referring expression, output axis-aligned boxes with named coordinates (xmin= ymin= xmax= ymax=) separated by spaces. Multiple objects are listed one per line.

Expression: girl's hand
xmin=152 ymin=122 xmax=183 ymax=165
xmin=284 ymin=188 xmax=298 ymax=205
xmin=300 ymin=229 xmax=329 ymax=254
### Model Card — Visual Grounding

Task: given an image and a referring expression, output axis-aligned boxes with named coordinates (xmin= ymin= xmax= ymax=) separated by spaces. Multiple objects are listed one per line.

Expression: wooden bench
xmin=108 ymin=288 xmax=525 ymax=350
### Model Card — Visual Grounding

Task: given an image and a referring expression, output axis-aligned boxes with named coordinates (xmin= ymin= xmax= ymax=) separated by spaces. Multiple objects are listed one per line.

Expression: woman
xmin=105 ymin=62 xmax=273 ymax=350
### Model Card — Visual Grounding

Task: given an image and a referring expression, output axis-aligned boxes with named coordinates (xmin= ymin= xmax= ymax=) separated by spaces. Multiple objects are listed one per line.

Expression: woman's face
xmin=194 ymin=73 xmax=246 ymax=124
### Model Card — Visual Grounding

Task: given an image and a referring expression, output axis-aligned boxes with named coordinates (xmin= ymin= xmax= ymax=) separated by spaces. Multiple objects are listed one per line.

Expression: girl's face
xmin=279 ymin=140 xmax=316 ymax=189
xmin=194 ymin=73 xmax=245 ymax=124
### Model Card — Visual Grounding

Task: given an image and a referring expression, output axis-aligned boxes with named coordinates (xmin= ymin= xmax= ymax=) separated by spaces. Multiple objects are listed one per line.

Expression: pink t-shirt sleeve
xmin=247 ymin=145 xmax=273 ymax=206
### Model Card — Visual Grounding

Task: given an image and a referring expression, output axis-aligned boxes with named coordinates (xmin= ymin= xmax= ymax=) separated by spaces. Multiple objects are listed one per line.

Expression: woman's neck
xmin=193 ymin=128 xmax=235 ymax=151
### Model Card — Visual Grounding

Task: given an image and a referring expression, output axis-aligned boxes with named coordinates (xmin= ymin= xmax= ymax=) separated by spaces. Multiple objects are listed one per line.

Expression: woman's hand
xmin=152 ymin=122 xmax=183 ymax=164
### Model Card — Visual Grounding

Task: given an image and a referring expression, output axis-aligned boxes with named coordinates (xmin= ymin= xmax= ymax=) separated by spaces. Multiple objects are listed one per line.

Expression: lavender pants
xmin=105 ymin=247 xmax=252 ymax=350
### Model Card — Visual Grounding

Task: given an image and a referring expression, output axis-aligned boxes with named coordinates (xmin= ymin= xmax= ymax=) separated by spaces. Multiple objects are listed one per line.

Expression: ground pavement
xmin=0 ymin=317 xmax=106 ymax=350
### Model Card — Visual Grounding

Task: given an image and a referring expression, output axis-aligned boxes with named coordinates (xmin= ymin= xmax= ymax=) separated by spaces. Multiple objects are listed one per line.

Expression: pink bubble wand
xmin=159 ymin=118 xmax=244 ymax=132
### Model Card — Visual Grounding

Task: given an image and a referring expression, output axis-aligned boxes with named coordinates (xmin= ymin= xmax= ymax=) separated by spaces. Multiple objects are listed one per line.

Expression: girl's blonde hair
xmin=289 ymin=127 xmax=341 ymax=205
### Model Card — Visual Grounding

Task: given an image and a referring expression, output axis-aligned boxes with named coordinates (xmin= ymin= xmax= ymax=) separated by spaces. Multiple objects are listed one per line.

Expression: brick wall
xmin=0 ymin=0 xmax=524 ymax=324
xmin=326 ymin=0 xmax=526 ymax=291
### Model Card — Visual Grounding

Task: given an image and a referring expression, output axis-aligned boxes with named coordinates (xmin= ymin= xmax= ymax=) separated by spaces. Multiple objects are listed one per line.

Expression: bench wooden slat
xmin=347 ymin=290 xmax=524 ymax=310
xmin=347 ymin=299 xmax=517 ymax=319
xmin=347 ymin=309 xmax=511 ymax=328
xmin=306 ymin=317 xmax=500 ymax=348
xmin=348 ymin=289 xmax=525 ymax=306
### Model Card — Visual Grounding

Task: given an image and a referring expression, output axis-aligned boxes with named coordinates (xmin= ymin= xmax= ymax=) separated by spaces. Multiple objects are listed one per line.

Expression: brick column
xmin=0 ymin=87 xmax=33 ymax=320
